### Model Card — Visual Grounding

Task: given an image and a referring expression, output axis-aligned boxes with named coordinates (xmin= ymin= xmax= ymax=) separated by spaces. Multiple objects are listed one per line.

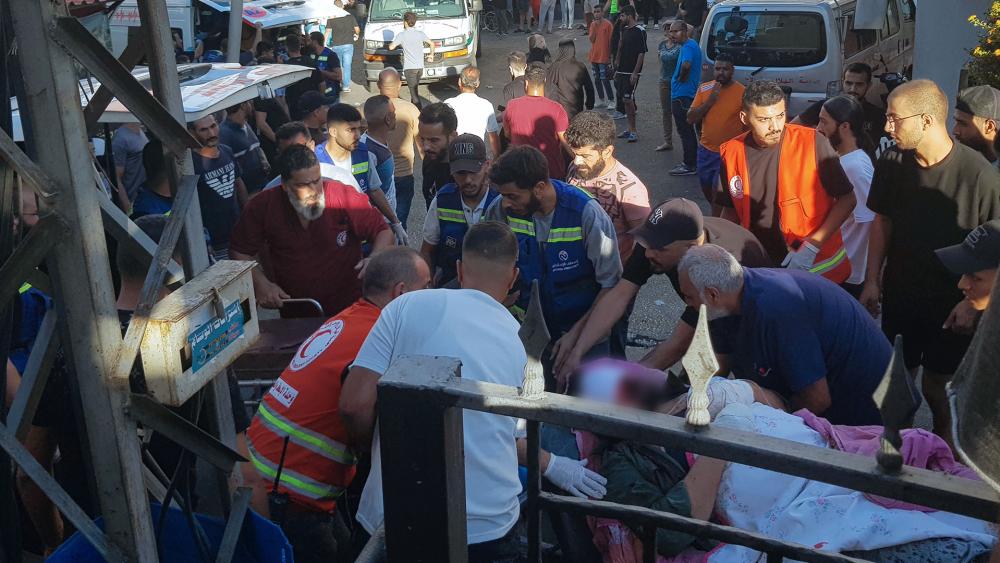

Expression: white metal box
xmin=140 ymin=260 xmax=259 ymax=406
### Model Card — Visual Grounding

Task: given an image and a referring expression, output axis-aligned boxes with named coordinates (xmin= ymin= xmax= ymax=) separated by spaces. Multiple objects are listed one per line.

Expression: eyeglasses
xmin=885 ymin=112 xmax=924 ymax=129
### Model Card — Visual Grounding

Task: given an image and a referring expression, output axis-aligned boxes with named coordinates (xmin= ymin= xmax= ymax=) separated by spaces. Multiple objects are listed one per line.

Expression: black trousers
xmin=353 ymin=523 xmax=522 ymax=563
xmin=404 ymin=68 xmax=423 ymax=108
xmin=281 ymin=508 xmax=352 ymax=563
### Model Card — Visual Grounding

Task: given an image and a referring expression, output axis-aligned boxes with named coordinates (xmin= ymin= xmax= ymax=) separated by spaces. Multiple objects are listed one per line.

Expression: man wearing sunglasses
xmin=861 ymin=79 xmax=1000 ymax=445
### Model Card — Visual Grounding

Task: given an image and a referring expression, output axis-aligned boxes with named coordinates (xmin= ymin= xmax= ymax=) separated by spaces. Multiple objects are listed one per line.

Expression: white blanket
xmin=706 ymin=403 xmax=997 ymax=562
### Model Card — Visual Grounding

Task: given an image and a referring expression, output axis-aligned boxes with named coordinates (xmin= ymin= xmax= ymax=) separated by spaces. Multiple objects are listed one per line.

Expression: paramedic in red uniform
xmin=230 ymin=145 xmax=396 ymax=318
xmin=245 ymin=247 xmax=431 ymax=563
xmin=717 ymin=80 xmax=857 ymax=283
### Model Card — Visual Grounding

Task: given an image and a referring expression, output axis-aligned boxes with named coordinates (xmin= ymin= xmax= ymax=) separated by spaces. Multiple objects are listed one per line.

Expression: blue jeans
xmin=592 ymin=63 xmax=613 ymax=101
xmin=671 ymin=96 xmax=696 ymax=168
xmin=697 ymin=144 xmax=722 ymax=201
xmin=394 ymin=174 xmax=415 ymax=229
xmin=330 ymin=43 xmax=354 ymax=90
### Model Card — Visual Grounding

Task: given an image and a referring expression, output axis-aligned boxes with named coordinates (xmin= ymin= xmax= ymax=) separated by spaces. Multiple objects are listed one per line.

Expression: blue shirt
xmin=658 ymin=41 xmax=681 ymax=82
xmin=732 ymin=268 xmax=890 ymax=425
xmin=131 ymin=186 xmax=173 ymax=218
xmin=671 ymin=39 xmax=702 ymax=99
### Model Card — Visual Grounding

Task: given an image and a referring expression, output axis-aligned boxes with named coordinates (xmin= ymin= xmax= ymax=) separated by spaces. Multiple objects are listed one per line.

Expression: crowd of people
xmin=8 ymin=3 xmax=1000 ymax=562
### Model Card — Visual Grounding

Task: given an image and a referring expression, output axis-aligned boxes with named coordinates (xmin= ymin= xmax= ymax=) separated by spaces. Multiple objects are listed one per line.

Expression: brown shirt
xmin=387 ymin=96 xmax=421 ymax=178
xmin=718 ymin=131 xmax=853 ymax=262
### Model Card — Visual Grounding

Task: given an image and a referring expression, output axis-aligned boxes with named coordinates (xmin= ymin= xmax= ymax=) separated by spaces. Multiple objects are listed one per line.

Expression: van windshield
xmin=370 ymin=0 xmax=465 ymax=21
xmin=706 ymin=10 xmax=827 ymax=68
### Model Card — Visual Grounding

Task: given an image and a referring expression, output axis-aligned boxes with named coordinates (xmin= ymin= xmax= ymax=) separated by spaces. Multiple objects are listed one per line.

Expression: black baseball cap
xmin=630 ymin=198 xmax=704 ymax=249
xmin=936 ymin=219 xmax=1000 ymax=275
xmin=449 ymin=134 xmax=488 ymax=173
xmin=296 ymin=90 xmax=337 ymax=118
xmin=956 ymin=85 xmax=1000 ymax=122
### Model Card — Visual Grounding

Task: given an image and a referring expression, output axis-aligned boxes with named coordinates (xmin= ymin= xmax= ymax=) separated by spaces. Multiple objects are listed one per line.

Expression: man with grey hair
xmin=502 ymin=51 xmax=528 ymax=107
xmin=445 ymin=66 xmax=502 ymax=157
xmin=677 ymin=244 xmax=890 ymax=426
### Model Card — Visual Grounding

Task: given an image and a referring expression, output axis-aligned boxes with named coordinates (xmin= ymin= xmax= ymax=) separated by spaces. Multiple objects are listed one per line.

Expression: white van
xmin=361 ymin=0 xmax=482 ymax=91
xmin=700 ymin=0 xmax=915 ymax=116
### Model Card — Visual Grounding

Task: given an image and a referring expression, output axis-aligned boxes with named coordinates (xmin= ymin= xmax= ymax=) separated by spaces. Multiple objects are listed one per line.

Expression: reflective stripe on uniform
xmin=352 ymin=161 xmax=369 ymax=175
xmin=256 ymin=402 xmax=356 ymax=466
xmin=548 ymin=227 xmax=583 ymax=243
xmin=18 ymin=283 xmax=31 ymax=294
xmin=247 ymin=442 xmax=344 ymax=501
xmin=507 ymin=216 xmax=535 ymax=236
xmin=437 ymin=207 xmax=467 ymax=224
xmin=809 ymin=247 xmax=848 ymax=275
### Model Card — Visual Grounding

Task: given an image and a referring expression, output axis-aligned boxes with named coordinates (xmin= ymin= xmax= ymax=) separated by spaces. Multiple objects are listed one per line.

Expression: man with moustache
xmin=421 ymin=134 xmax=500 ymax=286
xmin=189 ymin=114 xmax=250 ymax=260
xmin=418 ymin=102 xmax=459 ymax=208
xmin=952 ymin=85 xmax=1000 ymax=166
xmin=229 ymin=145 xmax=394 ymax=317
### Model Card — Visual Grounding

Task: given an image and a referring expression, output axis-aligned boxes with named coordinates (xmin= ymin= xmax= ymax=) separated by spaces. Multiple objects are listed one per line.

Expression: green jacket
xmin=602 ymin=442 xmax=717 ymax=556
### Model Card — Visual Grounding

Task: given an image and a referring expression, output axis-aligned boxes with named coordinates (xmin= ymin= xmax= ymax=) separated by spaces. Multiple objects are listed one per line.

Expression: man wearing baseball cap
xmin=953 ymin=85 xmax=1000 ymax=165
xmin=296 ymin=90 xmax=338 ymax=145
xmin=937 ymin=219 xmax=1000 ymax=315
xmin=420 ymin=134 xmax=500 ymax=286
xmin=552 ymin=198 xmax=770 ymax=386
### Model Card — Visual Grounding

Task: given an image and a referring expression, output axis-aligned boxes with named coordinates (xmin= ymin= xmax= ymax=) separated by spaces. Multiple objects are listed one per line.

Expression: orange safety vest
xmin=719 ymin=124 xmax=851 ymax=283
xmin=246 ymin=299 xmax=380 ymax=513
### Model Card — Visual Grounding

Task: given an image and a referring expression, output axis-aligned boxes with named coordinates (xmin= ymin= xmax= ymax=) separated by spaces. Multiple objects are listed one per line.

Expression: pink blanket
xmin=794 ymin=409 xmax=980 ymax=511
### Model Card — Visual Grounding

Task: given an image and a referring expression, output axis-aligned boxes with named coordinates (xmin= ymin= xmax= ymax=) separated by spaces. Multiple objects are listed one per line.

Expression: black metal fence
xmin=374 ymin=355 xmax=1000 ymax=563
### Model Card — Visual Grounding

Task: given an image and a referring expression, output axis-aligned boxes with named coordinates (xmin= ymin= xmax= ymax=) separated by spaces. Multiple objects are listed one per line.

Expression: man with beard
xmin=486 ymin=146 xmax=621 ymax=390
xmin=418 ymin=102 xmax=459 ymax=207
xmin=717 ymin=80 xmax=857 ymax=284
xmin=952 ymin=85 xmax=1000 ymax=165
xmin=230 ymin=145 xmax=394 ymax=317
xmin=420 ymin=134 xmax=500 ymax=286
xmin=841 ymin=63 xmax=888 ymax=154
xmin=861 ymin=79 xmax=1000 ymax=441
xmin=679 ymin=244 xmax=890 ymax=426
xmin=552 ymin=199 xmax=769 ymax=386
xmin=188 ymin=114 xmax=249 ymax=260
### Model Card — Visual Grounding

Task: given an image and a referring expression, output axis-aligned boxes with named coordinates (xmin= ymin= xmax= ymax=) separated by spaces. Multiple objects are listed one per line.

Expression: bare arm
xmin=516 ymin=438 xmax=553 ymax=472
xmin=687 ymin=87 xmax=718 ymax=125
xmin=804 ymin=191 xmax=855 ymax=248
xmin=235 ymin=178 xmax=250 ymax=208
xmin=558 ymin=281 xmax=641 ymax=374
xmin=340 ymin=366 xmax=381 ymax=449
xmin=789 ymin=377 xmax=832 ymax=417
xmin=419 ymin=240 xmax=437 ymax=270
xmin=860 ymin=213 xmax=891 ymax=317
xmin=487 ymin=131 xmax=502 ymax=160
xmin=638 ymin=319 xmax=695 ymax=370
xmin=677 ymin=60 xmax=692 ymax=83
xmin=368 ymin=187 xmax=401 ymax=224
xmin=682 ymin=456 xmax=727 ymax=521
xmin=255 ymin=110 xmax=276 ymax=143
xmin=231 ymin=249 xmax=289 ymax=308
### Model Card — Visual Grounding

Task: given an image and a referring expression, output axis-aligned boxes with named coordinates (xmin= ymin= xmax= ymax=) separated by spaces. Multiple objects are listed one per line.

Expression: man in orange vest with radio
xmin=717 ymin=80 xmax=857 ymax=283
xmin=245 ymin=246 xmax=430 ymax=562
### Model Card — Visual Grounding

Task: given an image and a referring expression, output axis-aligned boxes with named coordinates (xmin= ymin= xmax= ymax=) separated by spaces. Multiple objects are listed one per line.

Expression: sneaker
xmin=605 ymin=100 xmax=617 ymax=110
xmin=668 ymin=164 xmax=698 ymax=176
xmin=654 ymin=142 xmax=673 ymax=151
xmin=342 ymin=87 xmax=352 ymax=93
xmin=624 ymin=131 xmax=638 ymax=143
xmin=610 ymin=110 xmax=627 ymax=120
xmin=654 ymin=23 xmax=660 ymax=29
xmin=617 ymin=129 xmax=631 ymax=138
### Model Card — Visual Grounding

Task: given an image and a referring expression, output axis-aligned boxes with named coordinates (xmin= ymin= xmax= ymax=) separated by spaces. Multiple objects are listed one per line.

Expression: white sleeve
xmin=423 ymin=198 xmax=441 ymax=245
xmin=353 ymin=300 xmax=402 ymax=375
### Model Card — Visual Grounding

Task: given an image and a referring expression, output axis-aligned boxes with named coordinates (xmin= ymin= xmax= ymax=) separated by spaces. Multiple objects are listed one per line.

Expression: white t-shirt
xmin=445 ymin=92 xmax=500 ymax=146
xmin=353 ymin=288 xmax=526 ymax=544
xmin=262 ymin=162 xmax=362 ymax=192
xmin=394 ymin=28 xmax=429 ymax=70
xmin=839 ymin=149 xmax=875 ymax=285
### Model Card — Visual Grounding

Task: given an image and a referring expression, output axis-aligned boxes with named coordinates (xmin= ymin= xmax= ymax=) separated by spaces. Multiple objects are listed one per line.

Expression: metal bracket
xmin=518 ymin=280 xmax=549 ymax=399
xmin=0 ymin=127 xmax=58 ymax=202
xmin=682 ymin=304 xmax=720 ymax=426
xmin=82 ymin=38 xmax=146 ymax=132
xmin=873 ymin=335 xmax=921 ymax=472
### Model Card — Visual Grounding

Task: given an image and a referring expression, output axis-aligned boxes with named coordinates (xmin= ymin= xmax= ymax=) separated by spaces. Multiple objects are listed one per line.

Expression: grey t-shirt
xmin=395 ymin=28 xmax=429 ymax=70
xmin=486 ymin=195 xmax=622 ymax=287
xmin=111 ymin=125 xmax=148 ymax=202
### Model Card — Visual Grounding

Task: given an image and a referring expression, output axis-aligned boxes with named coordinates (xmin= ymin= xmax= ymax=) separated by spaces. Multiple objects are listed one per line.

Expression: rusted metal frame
xmin=525 ymin=420 xmax=542 ymax=563
xmin=0 ymin=214 xmax=67 ymax=313
xmin=82 ymin=37 xmax=146 ymax=132
xmin=49 ymin=17 xmax=200 ymax=158
xmin=110 ymin=173 xmax=197 ymax=385
xmin=0 ymin=128 xmax=58 ymax=202
xmin=379 ymin=356 xmax=468 ymax=562
xmin=7 ymin=309 xmax=59 ymax=440
xmin=97 ymin=194 xmax=185 ymax=286
xmin=0 ymin=419 xmax=121 ymax=561
xmin=214 ymin=487 xmax=252 ymax=563
xmin=539 ymin=494 xmax=864 ymax=563
xmin=379 ymin=357 xmax=1000 ymax=522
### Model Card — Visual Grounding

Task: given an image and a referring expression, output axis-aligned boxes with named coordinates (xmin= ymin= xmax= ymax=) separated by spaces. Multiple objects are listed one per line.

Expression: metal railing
xmin=375 ymin=355 xmax=1000 ymax=563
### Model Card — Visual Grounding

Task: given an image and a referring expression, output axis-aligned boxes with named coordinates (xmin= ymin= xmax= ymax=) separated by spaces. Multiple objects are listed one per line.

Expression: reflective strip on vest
xmin=256 ymin=402 xmax=356 ymax=466
xmin=437 ymin=207 xmax=467 ymax=224
xmin=352 ymin=161 xmax=369 ymax=175
xmin=18 ymin=283 xmax=31 ymax=294
xmin=507 ymin=217 xmax=535 ymax=236
xmin=247 ymin=442 xmax=344 ymax=502
xmin=809 ymin=247 xmax=848 ymax=275
xmin=548 ymin=227 xmax=583 ymax=243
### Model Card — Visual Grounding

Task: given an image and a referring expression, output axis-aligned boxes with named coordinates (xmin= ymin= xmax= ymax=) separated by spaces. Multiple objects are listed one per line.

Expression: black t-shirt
xmin=718 ymin=131 xmax=854 ymax=263
xmin=422 ymin=159 xmax=454 ymax=203
xmin=680 ymin=0 xmax=708 ymax=26
xmin=867 ymin=143 xmax=1000 ymax=302
xmin=622 ymin=217 xmax=772 ymax=326
xmin=502 ymin=76 xmax=527 ymax=106
xmin=327 ymin=14 xmax=358 ymax=46
xmin=284 ymin=54 xmax=322 ymax=116
xmin=193 ymin=145 xmax=242 ymax=252
xmin=253 ymin=97 xmax=291 ymax=161
xmin=616 ymin=26 xmax=648 ymax=73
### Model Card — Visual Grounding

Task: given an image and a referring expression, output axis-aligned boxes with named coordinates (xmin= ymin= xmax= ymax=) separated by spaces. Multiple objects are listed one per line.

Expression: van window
xmin=706 ymin=10 xmax=827 ymax=68
xmin=844 ymin=13 xmax=877 ymax=58
xmin=370 ymin=0 xmax=465 ymax=21
xmin=882 ymin=0 xmax=900 ymax=38
xmin=900 ymin=0 xmax=916 ymax=22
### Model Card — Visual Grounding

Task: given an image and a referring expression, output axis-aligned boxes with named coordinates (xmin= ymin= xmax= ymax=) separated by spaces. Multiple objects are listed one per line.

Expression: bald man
xmin=445 ymin=66 xmax=502 ymax=157
xmin=379 ymin=68 xmax=421 ymax=228
xmin=862 ymin=79 xmax=1000 ymax=443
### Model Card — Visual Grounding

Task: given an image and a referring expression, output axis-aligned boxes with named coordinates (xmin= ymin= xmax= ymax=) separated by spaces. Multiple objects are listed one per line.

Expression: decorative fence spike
xmin=519 ymin=280 xmax=550 ymax=399
xmin=683 ymin=305 xmax=720 ymax=426
xmin=872 ymin=335 xmax=921 ymax=472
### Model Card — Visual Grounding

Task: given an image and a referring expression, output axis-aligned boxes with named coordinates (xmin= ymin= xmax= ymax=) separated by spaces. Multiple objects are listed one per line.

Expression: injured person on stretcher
xmin=554 ymin=359 xmax=997 ymax=562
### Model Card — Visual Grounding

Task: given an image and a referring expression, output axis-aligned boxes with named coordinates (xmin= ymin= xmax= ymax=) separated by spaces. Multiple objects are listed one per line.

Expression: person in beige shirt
xmin=378 ymin=68 xmax=421 ymax=228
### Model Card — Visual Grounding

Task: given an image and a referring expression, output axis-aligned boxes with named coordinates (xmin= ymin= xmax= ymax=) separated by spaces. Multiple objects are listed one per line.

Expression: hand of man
xmin=630 ymin=72 xmax=639 ymax=88
xmin=708 ymin=82 xmax=721 ymax=103
xmin=781 ymin=241 xmax=819 ymax=271
xmin=550 ymin=331 xmax=581 ymax=389
xmin=390 ymin=222 xmax=409 ymax=246
xmin=859 ymin=282 xmax=881 ymax=318
xmin=543 ymin=455 xmax=608 ymax=499
xmin=554 ymin=348 xmax=583 ymax=393
xmin=355 ymin=257 xmax=372 ymax=279
xmin=943 ymin=299 xmax=981 ymax=335
xmin=257 ymin=280 xmax=290 ymax=309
